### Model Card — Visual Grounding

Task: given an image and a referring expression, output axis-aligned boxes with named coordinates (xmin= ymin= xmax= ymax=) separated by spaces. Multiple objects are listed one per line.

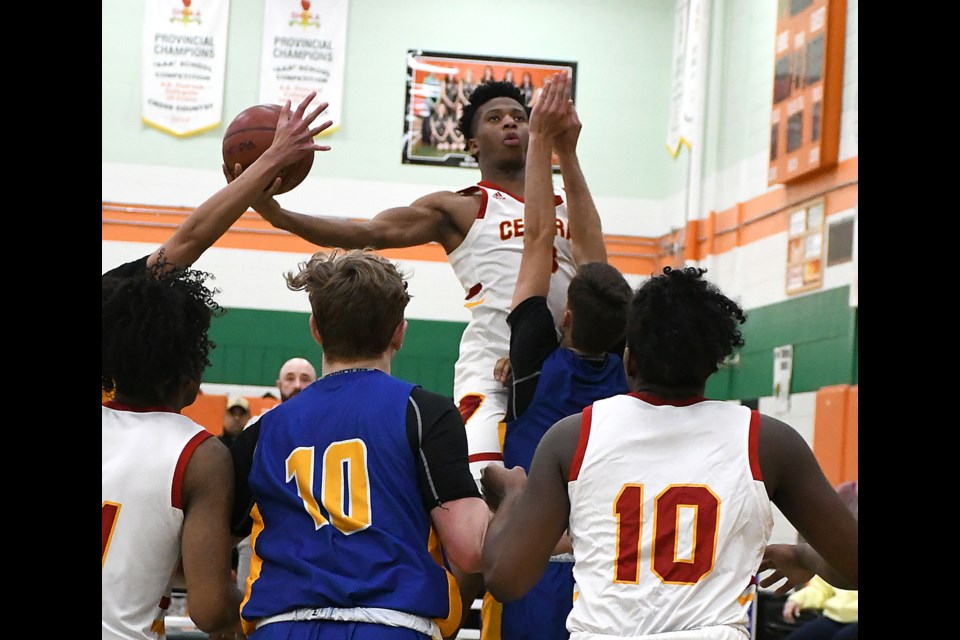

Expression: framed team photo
xmin=402 ymin=50 xmax=577 ymax=170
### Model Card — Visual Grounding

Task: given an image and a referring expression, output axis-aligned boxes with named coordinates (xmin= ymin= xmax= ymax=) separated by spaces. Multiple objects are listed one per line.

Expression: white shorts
xmin=570 ymin=626 xmax=748 ymax=640
xmin=456 ymin=385 xmax=507 ymax=482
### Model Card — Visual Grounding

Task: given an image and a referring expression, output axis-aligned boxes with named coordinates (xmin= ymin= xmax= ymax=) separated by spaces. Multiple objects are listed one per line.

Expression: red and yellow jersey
xmin=102 ymin=403 xmax=212 ymax=639
xmin=448 ymin=181 xmax=576 ymax=478
xmin=567 ymin=393 xmax=772 ymax=638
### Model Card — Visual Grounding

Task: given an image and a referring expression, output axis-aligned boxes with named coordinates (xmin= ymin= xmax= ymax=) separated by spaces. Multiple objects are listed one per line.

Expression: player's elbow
xmin=189 ymin=606 xmax=237 ymax=634
xmin=187 ymin=589 xmax=240 ymax=632
xmin=482 ymin=566 xmax=525 ymax=603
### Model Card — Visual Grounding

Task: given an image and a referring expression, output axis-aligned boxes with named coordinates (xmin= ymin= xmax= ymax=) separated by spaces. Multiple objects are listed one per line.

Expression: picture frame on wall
xmin=402 ymin=50 xmax=577 ymax=170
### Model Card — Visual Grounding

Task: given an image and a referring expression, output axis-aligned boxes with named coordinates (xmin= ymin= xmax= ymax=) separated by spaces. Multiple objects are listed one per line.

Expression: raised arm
xmin=512 ymin=73 xmax=574 ymax=308
xmin=252 ymin=185 xmax=470 ymax=253
xmin=148 ymin=93 xmax=333 ymax=271
xmin=553 ymin=80 xmax=607 ymax=266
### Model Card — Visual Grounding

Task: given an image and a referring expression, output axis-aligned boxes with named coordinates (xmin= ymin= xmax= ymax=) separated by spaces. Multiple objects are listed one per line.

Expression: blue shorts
xmin=250 ymin=620 xmax=430 ymax=640
xmin=488 ymin=562 xmax=575 ymax=640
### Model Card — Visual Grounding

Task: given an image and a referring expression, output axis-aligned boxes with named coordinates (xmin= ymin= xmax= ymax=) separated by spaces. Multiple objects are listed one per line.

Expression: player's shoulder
xmin=410 ymin=385 xmax=457 ymax=410
xmin=414 ymin=188 xmax=482 ymax=223
xmin=417 ymin=187 xmax=481 ymax=206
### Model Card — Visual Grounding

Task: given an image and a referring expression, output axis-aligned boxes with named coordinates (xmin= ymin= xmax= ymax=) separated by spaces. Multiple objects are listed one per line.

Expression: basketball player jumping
xmin=245 ymin=78 xmax=601 ymax=484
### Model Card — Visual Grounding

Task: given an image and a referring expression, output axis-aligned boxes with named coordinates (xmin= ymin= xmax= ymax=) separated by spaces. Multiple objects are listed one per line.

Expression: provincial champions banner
xmin=259 ymin=0 xmax=349 ymax=135
xmin=665 ymin=0 xmax=709 ymax=158
xmin=142 ymin=0 xmax=231 ymax=137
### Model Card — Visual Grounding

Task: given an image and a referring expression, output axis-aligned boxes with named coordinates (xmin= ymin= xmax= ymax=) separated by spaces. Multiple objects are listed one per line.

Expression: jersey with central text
xmin=240 ymin=369 xmax=453 ymax=628
xmin=447 ymin=181 xmax=576 ymax=474
xmin=567 ymin=393 xmax=773 ymax=638
xmin=102 ymin=404 xmax=213 ymax=640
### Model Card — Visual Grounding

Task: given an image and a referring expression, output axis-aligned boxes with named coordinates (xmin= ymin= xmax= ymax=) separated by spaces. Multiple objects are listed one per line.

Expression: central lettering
xmin=498 ymin=218 xmax=570 ymax=240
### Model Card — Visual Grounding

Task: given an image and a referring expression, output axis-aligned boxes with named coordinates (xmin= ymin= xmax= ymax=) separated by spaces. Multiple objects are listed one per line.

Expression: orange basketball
xmin=221 ymin=104 xmax=314 ymax=194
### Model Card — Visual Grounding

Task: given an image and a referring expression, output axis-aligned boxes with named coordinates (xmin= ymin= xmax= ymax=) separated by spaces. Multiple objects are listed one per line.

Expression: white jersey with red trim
xmin=566 ymin=393 xmax=773 ymax=639
xmin=447 ymin=181 xmax=576 ymax=478
xmin=102 ymin=405 xmax=212 ymax=640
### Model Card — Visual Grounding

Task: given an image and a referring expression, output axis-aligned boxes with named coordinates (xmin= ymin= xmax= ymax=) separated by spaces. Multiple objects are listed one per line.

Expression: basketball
xmin=222 ymin=104 xmax=314 ymax=194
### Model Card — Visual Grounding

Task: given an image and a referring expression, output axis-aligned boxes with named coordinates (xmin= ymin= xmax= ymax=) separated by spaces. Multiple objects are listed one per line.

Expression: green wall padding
xmin=209 ymin=286 xmax=857 ymax=402
xmin=706 ymin=286 xmax=857 ymax=400
xmin=206 ymin=309 xmax=464 ymax=398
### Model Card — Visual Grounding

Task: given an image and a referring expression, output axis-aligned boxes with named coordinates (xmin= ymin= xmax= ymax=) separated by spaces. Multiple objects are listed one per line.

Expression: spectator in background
xmin=503 ymin=68 xmax=516 ymax=86
xmin=220 ymin=395 xmax=250 ymax=448
xmin=781 ymin=481 xmax=859 ymax=640
xmin=276 ymin=356 xmax=317 ymax=402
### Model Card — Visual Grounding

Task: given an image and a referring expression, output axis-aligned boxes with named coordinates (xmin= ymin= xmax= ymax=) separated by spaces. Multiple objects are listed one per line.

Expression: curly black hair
xmin=457 ymin=80 xmax=529 ymax=139
xmin=626 ymin=266 xmax=746 ymax=387
xmin=102 ymin=263 xmax=223 ymax=405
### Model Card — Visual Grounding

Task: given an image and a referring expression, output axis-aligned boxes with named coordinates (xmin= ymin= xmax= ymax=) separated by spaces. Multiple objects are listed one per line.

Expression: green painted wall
xmin=209 ymin=286 xmax=858 ymax=401
xmin=207 ymin=310 xmax=464 ymax=398
xmin=706 ymin=286 xmax=858 ymax=399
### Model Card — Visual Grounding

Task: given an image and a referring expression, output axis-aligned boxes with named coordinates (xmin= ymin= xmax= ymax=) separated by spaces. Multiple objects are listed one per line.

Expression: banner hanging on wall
xmin=666 ymin=0 xmax=708 ymax=158
xmin=142 ymin=0 xmax=231 ymax=137
xmin=259 ymin=0 xmax=349 ymax=136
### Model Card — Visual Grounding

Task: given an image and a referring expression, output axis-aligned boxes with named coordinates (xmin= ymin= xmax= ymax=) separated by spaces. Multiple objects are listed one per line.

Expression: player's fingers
xmin=306 ymin=101 xmax=330 ymax=124
xmin=264 ymin=176 xmax=283 ymax=197
xmin=309 ymin=119 xmax=334 ymax=137
xmin=295 ymin=91 xmax=316 ymax=116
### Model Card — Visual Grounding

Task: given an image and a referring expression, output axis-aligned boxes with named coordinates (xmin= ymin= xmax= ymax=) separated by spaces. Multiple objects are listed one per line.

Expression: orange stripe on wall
xmin=689 ymin=157 xmax=857 ymax=260
xmin=103 ymin=155 xmax=856 ymax=274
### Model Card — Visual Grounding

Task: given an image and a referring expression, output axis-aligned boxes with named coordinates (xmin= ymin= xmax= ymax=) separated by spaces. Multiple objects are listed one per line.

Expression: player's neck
xmin=322 ymin=354 xmax=391 ymax=377
xmin=480 ymin=166 xmax=524 ymax=196
xmin=630 ymin=380 xmax=705 ymax=399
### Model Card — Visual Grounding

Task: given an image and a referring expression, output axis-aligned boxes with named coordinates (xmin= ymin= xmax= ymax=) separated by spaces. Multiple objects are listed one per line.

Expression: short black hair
xmin=102 ymin=264 xmax=222 ymax=404
xmin=457 ymin=80 xmax=529 ymax=139
xmin=626 ymin=266 xmax=746 ymax=387
xmin=567 ymin=263 xmax=632 ymax=354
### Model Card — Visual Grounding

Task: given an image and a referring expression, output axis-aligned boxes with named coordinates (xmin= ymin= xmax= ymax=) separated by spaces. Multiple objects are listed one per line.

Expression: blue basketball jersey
xmin=503 ymin=348 xmax=627 ymax=472
xmin=241 ymin=369 xmax=451 ymax=625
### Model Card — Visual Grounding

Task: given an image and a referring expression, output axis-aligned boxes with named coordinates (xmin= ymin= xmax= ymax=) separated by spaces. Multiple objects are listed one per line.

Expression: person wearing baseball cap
xmin=221 ymin=395 xmax=251 ymax=448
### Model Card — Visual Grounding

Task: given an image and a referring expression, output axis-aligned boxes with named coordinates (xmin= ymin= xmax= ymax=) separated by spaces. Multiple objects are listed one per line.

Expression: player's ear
xmin=392 ymin=320 xmax=408 ymax=352
xmin=309 ymin=314 xmax=323 ymax=346
xmin=623 ymin=346 xmax=635 ymax=378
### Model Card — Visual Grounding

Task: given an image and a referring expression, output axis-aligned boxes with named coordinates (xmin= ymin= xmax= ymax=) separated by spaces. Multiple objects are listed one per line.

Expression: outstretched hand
xmin=758 ymin=543 xmax=816 ymax=595
xmin=268 ymin=92 xmax=334 ymax=167
xmin=222 ymin=92 xmax=334 ymax=192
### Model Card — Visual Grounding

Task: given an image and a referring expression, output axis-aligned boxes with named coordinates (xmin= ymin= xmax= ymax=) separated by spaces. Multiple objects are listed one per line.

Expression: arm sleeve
xmin=229 ymin=419 xmax=262 ymax=538
xmin=506 ymin=296 xmax=560 ymax=420
xmin=407 ymin=387 xmax=481 ymax=511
